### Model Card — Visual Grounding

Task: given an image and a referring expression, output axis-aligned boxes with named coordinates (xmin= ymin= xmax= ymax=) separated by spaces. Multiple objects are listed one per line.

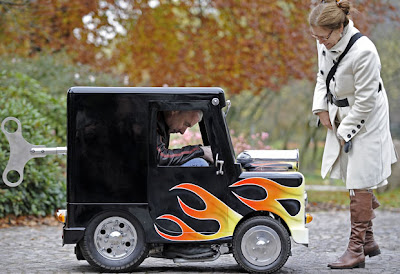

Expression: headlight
xmin=306 ymin=213 xmax=313 ymax=224
xmin=56 ymin=209 xmax=67 ymax=223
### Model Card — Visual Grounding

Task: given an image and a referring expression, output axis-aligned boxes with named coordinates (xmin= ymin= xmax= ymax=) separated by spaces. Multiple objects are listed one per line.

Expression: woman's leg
xmin=328 ymin=189 xmax=375 ymax=269
xmin=364 ymin=192 xmax=381 ymax=257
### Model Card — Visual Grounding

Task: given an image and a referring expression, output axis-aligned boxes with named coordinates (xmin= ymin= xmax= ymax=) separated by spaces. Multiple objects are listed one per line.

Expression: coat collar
xmin=329 ymin=20 xmax=359 ymax=57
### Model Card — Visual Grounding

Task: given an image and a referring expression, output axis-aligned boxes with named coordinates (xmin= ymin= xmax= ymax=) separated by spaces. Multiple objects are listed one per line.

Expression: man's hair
xmin=179 ymin=110 xmax=203 ymax=122
xmin=164 ymin=110 xmax=203 ymax=122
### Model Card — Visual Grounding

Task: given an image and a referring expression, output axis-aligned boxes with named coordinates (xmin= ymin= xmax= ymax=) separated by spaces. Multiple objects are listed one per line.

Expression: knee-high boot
xmin=328 ymin=189 xmax=375 ymax=269
xmin=364 ymin=193 xmax=381 ymax=257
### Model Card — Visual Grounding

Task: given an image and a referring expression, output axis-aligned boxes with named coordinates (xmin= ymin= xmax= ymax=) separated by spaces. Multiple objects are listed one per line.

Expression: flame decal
xmin=155 ymin=183 xmax=242 ymax=241
xmin=230 ymin=177 xmax=304 ymax=228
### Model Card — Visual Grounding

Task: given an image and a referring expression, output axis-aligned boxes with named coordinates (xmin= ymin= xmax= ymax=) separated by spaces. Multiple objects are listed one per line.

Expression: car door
xmin=147 ymin=99 xmax=238 ymax=242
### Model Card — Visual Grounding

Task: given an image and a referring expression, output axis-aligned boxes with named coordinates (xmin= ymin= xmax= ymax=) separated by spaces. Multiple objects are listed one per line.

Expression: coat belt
xmin=327 ymin=83 xmax=381 ymax=108
xmin=327 ymin=91 xmax=349 ymax=107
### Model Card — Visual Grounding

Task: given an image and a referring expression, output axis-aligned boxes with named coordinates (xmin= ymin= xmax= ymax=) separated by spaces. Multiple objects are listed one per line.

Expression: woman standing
xmin=308 ymin=0 xmax=397 ymax=269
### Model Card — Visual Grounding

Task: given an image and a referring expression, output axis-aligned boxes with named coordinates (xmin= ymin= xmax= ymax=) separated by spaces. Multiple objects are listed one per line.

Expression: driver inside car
xmin=157 ymin=110 xmax=214 ymax=166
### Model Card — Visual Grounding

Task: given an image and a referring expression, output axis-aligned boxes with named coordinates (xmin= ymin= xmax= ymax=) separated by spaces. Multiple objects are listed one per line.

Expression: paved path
xmin=0 ymin=210 xmax=399 ymax=273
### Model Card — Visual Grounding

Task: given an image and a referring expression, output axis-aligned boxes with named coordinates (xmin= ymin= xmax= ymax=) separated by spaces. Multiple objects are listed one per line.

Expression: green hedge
xmin=0 ymin=70 xmax=67 ymax=217
xmin=0 ymin=54 xmax=125 ymax=96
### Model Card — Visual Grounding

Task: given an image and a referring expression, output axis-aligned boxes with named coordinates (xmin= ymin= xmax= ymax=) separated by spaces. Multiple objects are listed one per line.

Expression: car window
xmin=155 ymin=109 xmax=214 ymax=168
xmin=169 ymin=123 xmax=203 ymax=148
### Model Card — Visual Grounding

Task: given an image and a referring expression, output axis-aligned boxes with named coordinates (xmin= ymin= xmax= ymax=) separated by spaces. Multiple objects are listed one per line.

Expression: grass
xmin=307 ymin=191 xmax=349 ymax=205
xmin=304 ymin=172 xmax=344 ymax=186
xmin=304 ymin=173 xmax=400 ymax=210
xmin=375 ymin=187 xmax=400 ymax=208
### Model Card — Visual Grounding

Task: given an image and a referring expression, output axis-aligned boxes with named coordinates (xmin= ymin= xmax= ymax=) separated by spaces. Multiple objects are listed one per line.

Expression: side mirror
xmin=224 ymin=100 xmax=231 ymax=116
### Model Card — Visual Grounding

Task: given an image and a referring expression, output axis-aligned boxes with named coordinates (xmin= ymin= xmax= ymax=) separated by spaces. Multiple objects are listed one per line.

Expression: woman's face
xmin=310 ymin=25 xmax=343 ymax=50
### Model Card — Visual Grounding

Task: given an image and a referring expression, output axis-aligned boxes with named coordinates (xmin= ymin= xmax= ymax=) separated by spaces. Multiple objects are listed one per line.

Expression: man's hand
xmin=317 ymin=111 xmax=332 ymax=130
xmin=201 ymin=146 xmax=214 ymax=164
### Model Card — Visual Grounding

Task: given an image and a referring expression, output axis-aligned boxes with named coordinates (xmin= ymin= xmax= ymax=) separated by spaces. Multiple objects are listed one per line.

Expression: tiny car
xmin=1 ymin=87 xmax=311 ymax=273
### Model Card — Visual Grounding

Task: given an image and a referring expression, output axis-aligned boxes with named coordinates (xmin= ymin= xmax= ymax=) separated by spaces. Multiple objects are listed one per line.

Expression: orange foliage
xmin=108 ymin=0 xmax=314 ymax=93
xmin=0 ymin=0 xmax=116 ymax=62
xmin=0 ymin=0 xmax=398 ymax=94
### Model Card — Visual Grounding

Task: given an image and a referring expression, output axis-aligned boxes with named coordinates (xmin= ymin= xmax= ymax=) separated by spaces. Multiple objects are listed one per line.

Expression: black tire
xmin=75 ymin=242 xmax=85 ymax=261
xmin=232 ymin=216 xmax=291 ymax=273
xmin=80 ymin=211 xmax=148 ymax=272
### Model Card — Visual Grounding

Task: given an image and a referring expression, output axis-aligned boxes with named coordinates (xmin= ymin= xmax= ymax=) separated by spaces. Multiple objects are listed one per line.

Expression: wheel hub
xmin=109 ymin=231 xmax=122 ymax=245
xmin=254 ymin=237 xmax=270 ymax=254
xmin=241 ymin=225 xmax=281 ymax=266
xmin=94 ymin=216 xmax=137 ymax=260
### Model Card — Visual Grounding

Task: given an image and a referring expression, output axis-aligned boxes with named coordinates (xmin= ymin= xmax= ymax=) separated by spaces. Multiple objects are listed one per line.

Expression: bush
xmin=0 ymin=70 xmax=67 ymax=217
xmin=0 ymin=53 xmax=126 ymax=96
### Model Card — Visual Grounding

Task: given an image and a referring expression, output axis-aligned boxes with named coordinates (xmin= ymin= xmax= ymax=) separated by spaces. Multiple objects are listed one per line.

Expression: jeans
xmin=181 ymin=158 xmax=209 ymax=167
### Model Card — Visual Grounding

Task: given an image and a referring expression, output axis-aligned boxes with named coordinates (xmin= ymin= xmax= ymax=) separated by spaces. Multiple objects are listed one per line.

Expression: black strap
xmin=330 ymin=96 xmax=350 ymax=107
xmin=326 ymin=32 xmax=364 ymax=99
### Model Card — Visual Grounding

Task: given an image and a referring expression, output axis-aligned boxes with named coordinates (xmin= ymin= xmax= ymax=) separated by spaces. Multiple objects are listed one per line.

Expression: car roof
xmin=68 ymin=86 xmax=224 ymax=95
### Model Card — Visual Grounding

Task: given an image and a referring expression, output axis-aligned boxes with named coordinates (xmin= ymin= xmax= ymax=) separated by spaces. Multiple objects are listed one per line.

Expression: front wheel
xmin=232 ymin=216 xmax=291 ymax=273
xmin=80 ymin=211 xmax=148 ymax=272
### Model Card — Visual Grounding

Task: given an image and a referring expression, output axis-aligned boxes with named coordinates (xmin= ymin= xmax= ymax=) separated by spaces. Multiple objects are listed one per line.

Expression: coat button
xmin=361 ymin=120 xmax=365 ymax=124
xmin=322 ymin=50 xmax=326 ymax=56
xmin=320 ymin=70 xmax=324 ymax=75
xmin=347 ymin=134 xmax=351 ymax=138
xmin=357 ymin=125 xmax=361 ymax=129
xmin=332 ymin=76 xmax=335 ymax=82
xmin=352 ymin=130 xmax=356 ymax=134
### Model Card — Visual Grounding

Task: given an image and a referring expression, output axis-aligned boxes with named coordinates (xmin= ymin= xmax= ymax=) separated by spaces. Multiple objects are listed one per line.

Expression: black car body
xmin=61 ymin=87 xmax=309 ymax=273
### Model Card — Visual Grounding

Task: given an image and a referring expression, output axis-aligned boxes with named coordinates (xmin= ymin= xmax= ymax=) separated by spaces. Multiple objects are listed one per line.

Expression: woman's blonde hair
xmin=309 ymin=0 xmax=351 ymax=30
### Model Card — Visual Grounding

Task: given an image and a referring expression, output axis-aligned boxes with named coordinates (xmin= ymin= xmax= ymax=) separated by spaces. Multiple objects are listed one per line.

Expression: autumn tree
xmin=1 ymin=0 xmax=398 ymax=94
xmin=0 ymin=0 xmax=113 ymax=62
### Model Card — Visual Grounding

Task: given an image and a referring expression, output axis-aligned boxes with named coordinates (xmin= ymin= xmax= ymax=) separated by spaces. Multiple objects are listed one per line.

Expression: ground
xmin=0 ymin=210 xmax=399 ymax=273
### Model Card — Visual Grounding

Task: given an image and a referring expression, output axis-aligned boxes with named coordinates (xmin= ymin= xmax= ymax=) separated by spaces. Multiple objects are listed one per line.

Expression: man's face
xmin=165 ymin=111 xmax=200 ymax=134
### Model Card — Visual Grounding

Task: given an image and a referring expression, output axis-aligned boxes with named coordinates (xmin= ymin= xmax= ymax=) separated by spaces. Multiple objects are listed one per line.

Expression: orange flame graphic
xmin=155 ymin=183 xmax=242 ymax=241
xmin=230 ymin=177 xmax=305 ymax=228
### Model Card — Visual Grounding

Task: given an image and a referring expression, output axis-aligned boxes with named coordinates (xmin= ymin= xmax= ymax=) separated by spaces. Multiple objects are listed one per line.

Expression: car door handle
xmin=215 ymin=153 xmax=224 ymax=175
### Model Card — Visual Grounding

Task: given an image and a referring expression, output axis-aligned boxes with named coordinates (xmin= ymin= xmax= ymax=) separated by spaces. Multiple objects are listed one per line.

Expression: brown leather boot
xmin=364 ymin=221 xmax=381 ymax=257
xmin=371 ymin=192 xmax=381 ymax=210
xmin=328 ymin=222 xmax=367 ymax=269
xmin=328 ymin=190 xmax=374 ymax=269
xmin=364 ymin=193 xmax=381 ymax=257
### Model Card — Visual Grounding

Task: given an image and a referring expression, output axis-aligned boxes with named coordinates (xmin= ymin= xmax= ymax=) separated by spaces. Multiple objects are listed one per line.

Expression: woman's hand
xmin=317 ymin=111 xmax=333 ymax=130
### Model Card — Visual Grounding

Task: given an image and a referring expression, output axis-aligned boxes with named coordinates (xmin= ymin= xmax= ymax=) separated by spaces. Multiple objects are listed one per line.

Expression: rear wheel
xmin=75 ymin=242 xmax=85 ymax=260
xmin=232 ymin=216 xmax=291 ymax=273
xmin=80 ymin=211 xmax=148 ymax=272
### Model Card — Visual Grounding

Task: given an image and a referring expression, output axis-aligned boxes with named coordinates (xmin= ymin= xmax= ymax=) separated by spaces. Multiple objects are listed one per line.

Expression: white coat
xmin=312 ymin=20 xmax=398 ymax=189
